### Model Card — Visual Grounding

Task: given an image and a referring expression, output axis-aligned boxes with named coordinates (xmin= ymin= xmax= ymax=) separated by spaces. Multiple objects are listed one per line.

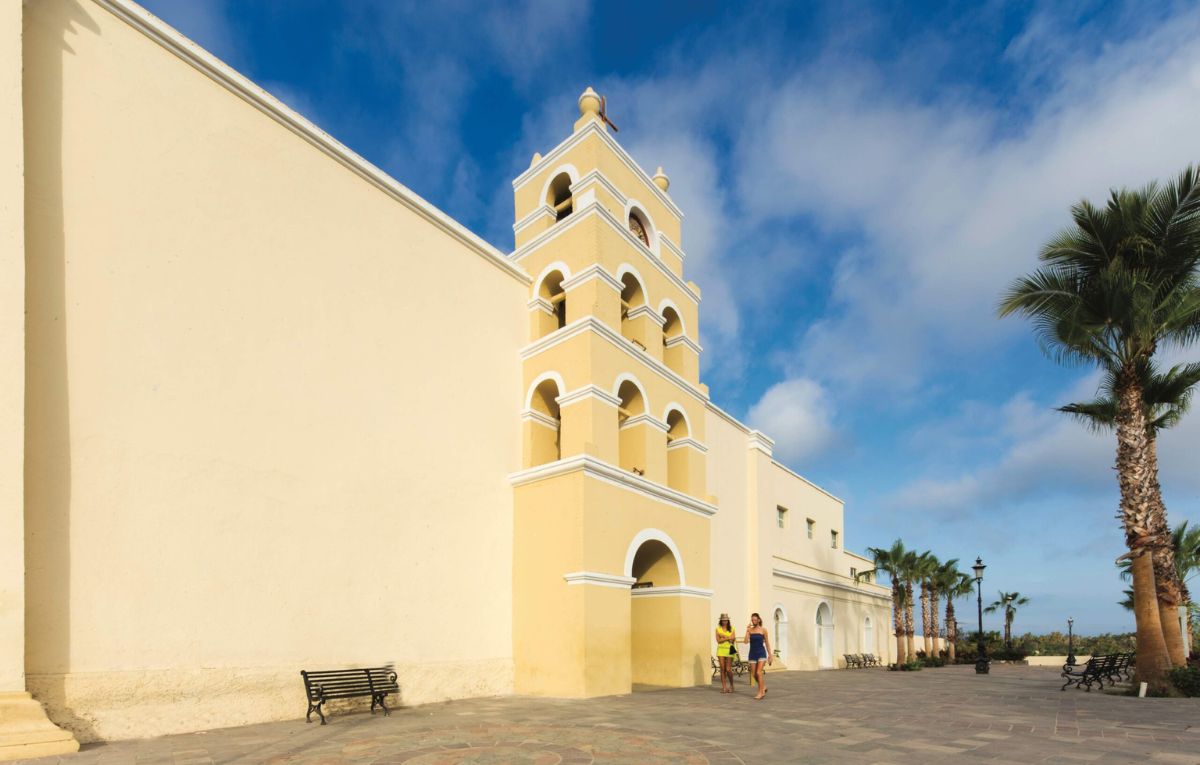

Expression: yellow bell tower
xmin=509 ymin=87 xmax=714 ymax=696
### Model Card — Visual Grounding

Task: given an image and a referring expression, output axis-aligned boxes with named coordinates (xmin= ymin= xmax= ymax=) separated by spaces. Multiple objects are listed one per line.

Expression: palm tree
xmin=915 ymin=552 xmax=940 ymax=657
xmin=1117 ymin=520 xmax=1200 ymax=645
xmin=1062 ymin=360 xmax=1200 ymax=664
xmin=999 ymin=165 xmax=1200 ymax=683
xmin=863 ymin=540 xmax=911 ymax=665
xmin=900 ymin=549 xmax=925 ymax=661
xmin=929 ymin=558 xmax=961 ymax=659
xmin=939 ymin=568 xmax=974 ymax=662
xmin=985 ymin=591 xmax=1030 ymax=649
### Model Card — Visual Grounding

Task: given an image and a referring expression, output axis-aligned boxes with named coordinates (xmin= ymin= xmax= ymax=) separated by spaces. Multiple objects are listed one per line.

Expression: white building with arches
xmin=2 ymin=3 xmax=892 ymax=755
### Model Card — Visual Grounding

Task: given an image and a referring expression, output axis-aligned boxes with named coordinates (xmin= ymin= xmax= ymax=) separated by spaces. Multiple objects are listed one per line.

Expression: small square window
xmin=776 ymin=506 xmax=787 ymax=529
xmin=831 ymin=530 xmax=839 ymax=549
xmin=806 ymin=519 xmax=814 ymax=539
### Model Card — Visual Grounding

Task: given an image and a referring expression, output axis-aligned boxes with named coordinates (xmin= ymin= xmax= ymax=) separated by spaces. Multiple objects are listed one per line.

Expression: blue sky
xmin=140 ymin=0 xmax=1200 ymax=635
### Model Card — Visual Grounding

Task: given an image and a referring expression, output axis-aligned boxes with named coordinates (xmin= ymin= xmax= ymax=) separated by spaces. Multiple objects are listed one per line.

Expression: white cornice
xmin=772 ymin=568 xmax=892 ymax=602
xmin=95 ymin=0 xmax=530 ymax=286
xmin=563 ymin=263 xmax=623 ymax=293
xmin=509 ymin=202 xmax=700 ymax=306
xmin=625 ymin=305 xmax=665 ymax=327
xmin=520 ymin=317 xmax=707 ymax=402
xmin=527 ymin=297 xmax=554 ymax=315
xmin=513 ymin=205 xmax=556 ymax=235
xmin=706 ymin=401 xmax=752 ymax=436
xmin=770 ymin=460 xmax=844 ymax=505
xmin=748 ymin=430 xmax=775 ymax=456
xmin=665 ymin=334 xmax=703 ymax=354
xmin=509 ymin=454 xmax=718 ymax=517
xmin=520 ymin=409 xmax=559 ymax=429
xmin=620 ymin=414 xmax=669 ymax=433
xmin=571 ymin=169 xmax=625 ymax=205
xmin=631 ymin=585 xmax=714 ymax=599
xmin=513 ymin=121 xmax=684 ymax=220
xmin=556 ymin=385 xmax=621 ymax=409
xmin=659 ymin=235 xmax=686 ymax=262
xmin=666 ymin=437 xmax=708 ymax=453
xmin=564 ymin=571 xmax=636 ymax=589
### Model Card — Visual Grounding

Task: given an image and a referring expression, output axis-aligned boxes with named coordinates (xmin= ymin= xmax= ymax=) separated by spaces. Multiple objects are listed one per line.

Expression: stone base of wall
xmin=28 ymin=659 xmax=513 ymax=743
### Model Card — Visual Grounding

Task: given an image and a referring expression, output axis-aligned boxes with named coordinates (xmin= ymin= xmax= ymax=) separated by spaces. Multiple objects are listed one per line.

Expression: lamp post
xmin=1066 ymin=617 xmax=1075 ymax=667
xmin=973 ymin=557 xmax=989 ymax=675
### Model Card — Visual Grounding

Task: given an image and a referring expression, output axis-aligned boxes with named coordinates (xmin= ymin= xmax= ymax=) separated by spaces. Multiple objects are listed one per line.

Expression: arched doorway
xmin=627 ymin=531 xmax=683 ymax=688
xmin=815 ymin=602 xmax=834 ymax=669
xmin=773 ymin=607 xmax=788 ymax=666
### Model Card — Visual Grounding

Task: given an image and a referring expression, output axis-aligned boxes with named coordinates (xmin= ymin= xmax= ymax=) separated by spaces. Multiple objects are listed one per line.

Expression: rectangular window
xmin=776 ymin=506 xmax=787 ymax=529
xmin=850 ymin=567 xmax=857 ymax=580
xmin=806 ymin=519 xmax=814 ymax=539
xmin=831 ymin=530 xmax=839 ymax=549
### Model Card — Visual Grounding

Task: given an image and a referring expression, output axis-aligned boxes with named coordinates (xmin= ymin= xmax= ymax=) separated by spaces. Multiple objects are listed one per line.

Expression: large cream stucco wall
xmin=22 ymin=0 xmax=526 ymax=742
xmin=703 ymin=406 xmax=754 ymax=633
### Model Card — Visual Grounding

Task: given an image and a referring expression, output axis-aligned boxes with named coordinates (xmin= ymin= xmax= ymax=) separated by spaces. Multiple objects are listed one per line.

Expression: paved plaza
xmin=16 ymin=665 xmax=1200 ymax=765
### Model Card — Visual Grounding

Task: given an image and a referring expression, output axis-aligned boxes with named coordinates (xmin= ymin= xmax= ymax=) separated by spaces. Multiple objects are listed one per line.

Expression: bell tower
xmin=509 ymin=88 xmax=714 ymax=696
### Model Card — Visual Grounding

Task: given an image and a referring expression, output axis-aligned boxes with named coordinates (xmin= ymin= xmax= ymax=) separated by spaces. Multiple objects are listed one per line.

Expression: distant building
xmin=1 ymin=0 xmax=893 ymax=756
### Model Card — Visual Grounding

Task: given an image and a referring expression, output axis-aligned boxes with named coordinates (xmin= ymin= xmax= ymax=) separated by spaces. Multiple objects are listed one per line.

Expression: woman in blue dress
xmin=743 ymin=612 xmax=773 ymax=699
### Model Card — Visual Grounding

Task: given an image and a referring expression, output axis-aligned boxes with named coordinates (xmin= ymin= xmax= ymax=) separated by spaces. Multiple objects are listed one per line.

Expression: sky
xmin=138 ymin=0 xmax=1200 ymax=636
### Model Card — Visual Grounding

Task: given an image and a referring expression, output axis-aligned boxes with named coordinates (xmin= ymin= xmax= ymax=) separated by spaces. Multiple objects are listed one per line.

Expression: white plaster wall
xmin=22 ymin=0 xmax=524 ymax=741
xmin=704 ymin=408 xmax=752 ymax=633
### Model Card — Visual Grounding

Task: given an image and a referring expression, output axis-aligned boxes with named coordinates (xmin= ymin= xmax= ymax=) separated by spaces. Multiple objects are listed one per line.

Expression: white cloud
xmin=746 ymin=377 xmax=836 ymax=466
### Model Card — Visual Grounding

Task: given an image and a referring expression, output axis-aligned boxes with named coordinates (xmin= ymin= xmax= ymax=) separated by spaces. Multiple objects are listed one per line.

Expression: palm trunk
xmin=1005 ymin=614 xmax=1012 ymax=648
xmin=893 ymin=582 xmax=906 ymax=665
xmin=946 ymin=601 xmax=957 ymax=662
xmin=1147 ymin=435 xmax=1187 ymax=666
xmin=1116 ymin=368 xmax=1172 ymax=682
xmin=921 ymin=583 xmax=932 ymax=656
xmin=904 ymin=583 xmax=916 ymax=660
xmin=930 ymin=588 xmax=941 ymax=658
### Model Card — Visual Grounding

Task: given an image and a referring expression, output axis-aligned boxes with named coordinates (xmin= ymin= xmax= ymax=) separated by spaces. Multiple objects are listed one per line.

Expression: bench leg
xmin=377 ymin=693 xmax=390 ymax=717
xmin=315 ymin=700 xmax=327 ymax=724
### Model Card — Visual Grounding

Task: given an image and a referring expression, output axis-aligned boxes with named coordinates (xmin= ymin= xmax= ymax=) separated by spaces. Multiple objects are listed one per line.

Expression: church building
xmin=1 ymin=0 xmax=893 ymax=758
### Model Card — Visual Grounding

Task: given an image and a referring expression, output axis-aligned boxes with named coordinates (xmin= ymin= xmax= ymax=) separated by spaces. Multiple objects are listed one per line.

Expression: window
xmin=547 ymin=172 xmax=573 ymax=221
xmin=629 ymin=213 xmax=649 ymax=245
xmin=776 ymin=506 xmax=787 ymax=529
xmin=831 ymin=530 xmax=839 ymax=549
xmin=850 ymin=567 xmax=857 ymax=580
xmin=806 ymin=519 xmax=814 ymax=539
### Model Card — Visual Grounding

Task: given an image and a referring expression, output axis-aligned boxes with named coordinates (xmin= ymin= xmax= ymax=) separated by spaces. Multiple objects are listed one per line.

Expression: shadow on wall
xmin=23 ymin=0 xmax=100 ymax=743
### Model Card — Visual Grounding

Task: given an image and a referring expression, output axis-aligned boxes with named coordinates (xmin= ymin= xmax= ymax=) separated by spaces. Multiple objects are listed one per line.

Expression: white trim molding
xmin=520 ymin=409 xmax=560 ymax=430
xmin=94 ymin=0 xmax=529 ymax=286
xmin=563 ymin=571 xmax=636 ymax=589
xmin=748 ymin=430 xmax=775 ymax=456
xmin=571 ymin=169 xmax=625 ymax=207
xmin=527 ymin=297 xmax=554 ymax=316
xmin=661 ymin=402 xmax=692 ymax=435
xmin=619 ymin=414 xmax=669 ymax=433
xmin=525 ymin=372 xmax=566 ymax=409
xmin=513 ymin=121 xmax=684 ymax=221
xmin=513 ymin=205 xmax=557 ymax=236
xmin=562 ymin=263 xmax=623 ymax=294
xmin=623 ymin=198 xmax=660 ymax=258
xmin=664 ymin=334 xmax=703 ymax=354
xmin=556 ymin=384 xmax=621 ymax=409
xmin=659 ymin=234 xmax=686 ymax=262
xmin=625 ymin=305 xmax=665 ymax=327
xmin=537 ymin=163 xmax=580 ymax=209
xmin=630 ymin=585 xmax=713 ymax=599
xmin=772 ymin=568 xmax=892 ymax=602
xmin=612 ymin=372 xmax=651 ymax=411
xmin=624 ymin=528 xmax=687 ymax=583
xmin=666 ymin=437 xmax=707 ymax=453
xmin=509 ymin=455 xmax=718 ymax=518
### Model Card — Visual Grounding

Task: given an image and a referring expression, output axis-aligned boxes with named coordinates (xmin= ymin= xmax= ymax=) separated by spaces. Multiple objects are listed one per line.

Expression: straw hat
xmin=719 ymin=613 xmax=730 ymax=620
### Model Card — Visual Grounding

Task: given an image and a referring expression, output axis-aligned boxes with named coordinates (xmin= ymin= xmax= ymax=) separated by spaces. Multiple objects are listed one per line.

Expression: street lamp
xmin=1066 ymin=617 xmax=1075 ymax=667
xmin=973 ymin=556 xmax=989 ymax=675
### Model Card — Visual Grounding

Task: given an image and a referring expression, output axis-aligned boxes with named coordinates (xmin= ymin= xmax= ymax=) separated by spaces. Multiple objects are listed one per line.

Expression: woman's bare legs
xmin=754 ymin=661 xmax=767 ymax=699
xmin=719 ymin=657 xmax=731 ymax=692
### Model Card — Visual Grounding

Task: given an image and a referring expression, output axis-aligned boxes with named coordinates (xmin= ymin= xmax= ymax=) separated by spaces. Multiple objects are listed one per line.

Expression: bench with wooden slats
xmin=300 ymin=666 xmax=399 ymax=724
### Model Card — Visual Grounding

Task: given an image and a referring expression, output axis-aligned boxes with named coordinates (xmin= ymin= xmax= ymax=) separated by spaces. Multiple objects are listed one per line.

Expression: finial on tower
xmin=652 ymin=166 xmax=670 ymax=193
xmin=574 ymin=86 xmax=618 ymax=133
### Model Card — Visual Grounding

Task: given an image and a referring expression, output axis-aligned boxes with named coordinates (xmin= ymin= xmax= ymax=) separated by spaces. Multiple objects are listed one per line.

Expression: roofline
xmin=95 ymin=0 xmax=530 ymax=285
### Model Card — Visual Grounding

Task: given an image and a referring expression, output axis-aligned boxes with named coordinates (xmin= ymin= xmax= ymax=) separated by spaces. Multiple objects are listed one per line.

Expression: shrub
xmin=920 ymin=656 xmax=946 ymax=668
xmin=901 ymin=659 xmax=923 ymax=671
xmin=1167 ymin=666 xmax=1200 ymax=697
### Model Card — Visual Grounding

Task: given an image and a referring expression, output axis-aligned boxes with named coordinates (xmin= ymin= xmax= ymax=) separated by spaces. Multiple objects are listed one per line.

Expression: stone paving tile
xmin=13 ymin=665 xmax=1200 ymax=764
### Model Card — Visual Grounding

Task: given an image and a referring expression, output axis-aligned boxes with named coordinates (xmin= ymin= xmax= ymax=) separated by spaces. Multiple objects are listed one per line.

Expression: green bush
xmin=920 ymin=656 xmax=946 ymax=667
xmin=1167 ymin=666 xmax=1200 ymax=697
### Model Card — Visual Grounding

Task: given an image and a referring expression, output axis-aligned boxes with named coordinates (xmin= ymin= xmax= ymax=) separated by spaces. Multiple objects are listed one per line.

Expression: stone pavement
xmin=14 ymin=664 xmax=1200 ymax=764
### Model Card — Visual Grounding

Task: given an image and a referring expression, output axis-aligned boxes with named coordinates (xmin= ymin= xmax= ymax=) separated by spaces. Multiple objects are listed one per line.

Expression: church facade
xmin=1 ymin=0 xmax=893 ymax=757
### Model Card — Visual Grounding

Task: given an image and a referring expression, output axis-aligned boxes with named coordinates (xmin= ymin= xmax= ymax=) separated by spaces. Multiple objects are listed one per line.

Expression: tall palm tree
xmin=999 ymin=165 xmax=1200 ymax=683
xmin=1118 ymin=520 xmax=1200 ymax=645
xmin=863 ymin=540 xmax=911 ymax=665
xmin=985 ymin=591 xmax=1030 ymax=648
xmin=929 ymin=558 xmax=961 ymax=658
xmin=939 ymin=568 xmax=974 ymax=662
xmin=916 ymin=552 xmax=940 ymax=656
xmin=900 ymin=550 xmax=925 ymax=661
xmin=1062 ymin=360 xmax=1200 ymax=664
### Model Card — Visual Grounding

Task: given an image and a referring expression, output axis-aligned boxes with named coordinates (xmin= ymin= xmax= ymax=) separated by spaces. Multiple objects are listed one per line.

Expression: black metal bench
xmin=862 ymin=653 xmax=882 ymax=667
xmin=1060 ymin=652 xmax=1133 ymax=692
xmin=300 ymin=666 xmax=399 ymax=724
xmin=843 ymin=653 xmax=864 ymax=668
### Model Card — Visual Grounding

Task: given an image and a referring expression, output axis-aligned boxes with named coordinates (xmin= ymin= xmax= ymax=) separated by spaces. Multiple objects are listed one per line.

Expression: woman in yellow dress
xmin=715 ymin=613 xmax=738 ymax=693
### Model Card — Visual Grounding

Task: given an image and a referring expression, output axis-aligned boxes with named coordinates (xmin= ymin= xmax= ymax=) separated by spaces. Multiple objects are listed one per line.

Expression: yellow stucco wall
xmin=22 ymin=0 xmax=526 ymax=742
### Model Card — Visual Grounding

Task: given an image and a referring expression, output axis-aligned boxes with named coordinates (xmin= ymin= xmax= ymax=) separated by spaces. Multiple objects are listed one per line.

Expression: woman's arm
xmin=764 ymin=632 xmax=773 ymax=664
